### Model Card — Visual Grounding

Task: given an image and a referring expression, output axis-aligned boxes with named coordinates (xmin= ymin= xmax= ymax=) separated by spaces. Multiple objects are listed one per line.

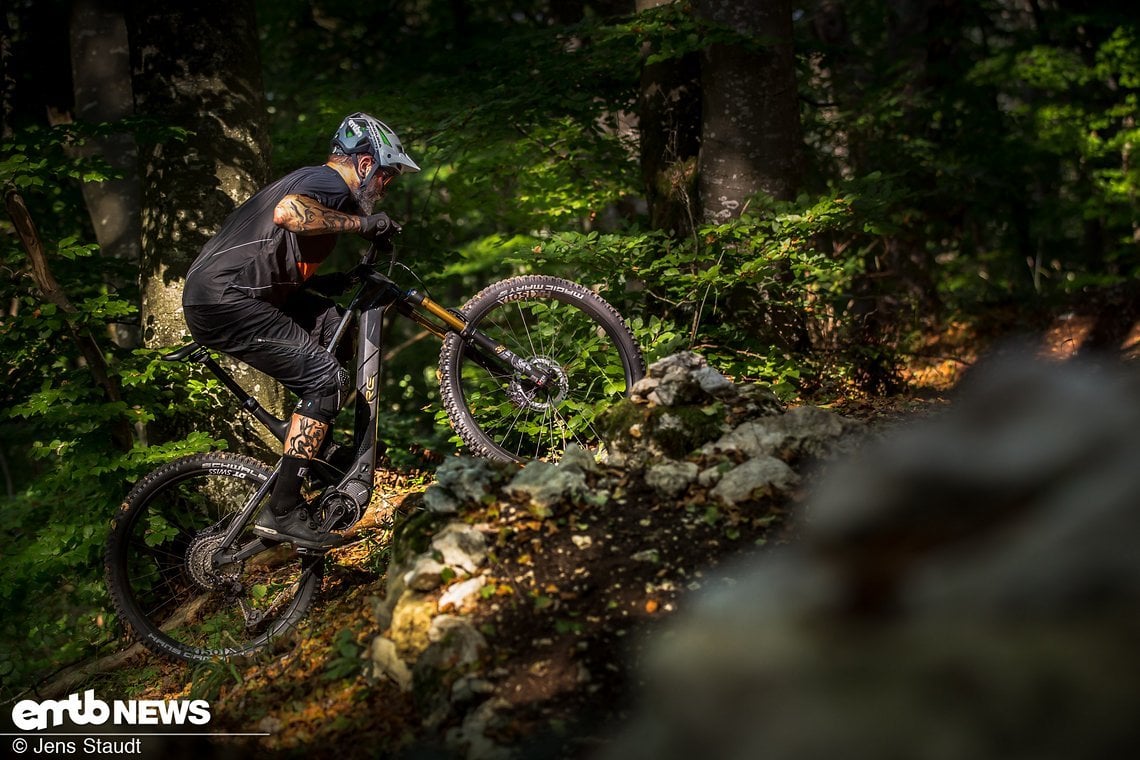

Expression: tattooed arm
xmin=274 ymin=194 xmax=365 ymax=236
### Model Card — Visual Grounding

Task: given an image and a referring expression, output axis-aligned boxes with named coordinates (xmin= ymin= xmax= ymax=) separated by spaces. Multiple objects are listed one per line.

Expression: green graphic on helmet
xmin=330 ymin=112 xmax=420 ymax=175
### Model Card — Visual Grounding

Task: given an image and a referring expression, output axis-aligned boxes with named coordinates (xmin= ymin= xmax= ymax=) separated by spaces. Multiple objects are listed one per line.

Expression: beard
xmin=354 ymin=178 xmax=384 ymax=215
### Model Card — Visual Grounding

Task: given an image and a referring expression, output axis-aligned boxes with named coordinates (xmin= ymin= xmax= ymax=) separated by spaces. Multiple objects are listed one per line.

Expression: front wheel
xmin=105 ymin=452 xmax=322 ymax=662
xmin=439 ymin=275 xmax=645 ymax=462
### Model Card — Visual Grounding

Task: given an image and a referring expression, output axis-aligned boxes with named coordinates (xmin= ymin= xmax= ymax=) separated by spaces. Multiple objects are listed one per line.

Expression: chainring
xmin=313 ymin=491 xmax=364 ymax=532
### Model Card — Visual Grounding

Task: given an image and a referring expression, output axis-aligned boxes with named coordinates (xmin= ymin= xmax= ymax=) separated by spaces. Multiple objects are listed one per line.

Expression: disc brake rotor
xmin=506 ymin=356 xmax=569 ymax=411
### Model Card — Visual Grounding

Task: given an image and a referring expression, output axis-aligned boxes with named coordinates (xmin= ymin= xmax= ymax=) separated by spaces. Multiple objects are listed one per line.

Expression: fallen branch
xmin=33 ymin=642 xmax=148 ymax=700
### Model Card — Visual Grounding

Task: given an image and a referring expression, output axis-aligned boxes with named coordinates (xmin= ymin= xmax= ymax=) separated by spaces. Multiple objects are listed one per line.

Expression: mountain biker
xmin=182 ymin=112 xmax=420 ymax=551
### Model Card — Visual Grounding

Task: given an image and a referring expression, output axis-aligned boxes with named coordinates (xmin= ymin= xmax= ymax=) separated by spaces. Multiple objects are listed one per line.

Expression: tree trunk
xmin=695 ymin=0 xmax=804 ymax=220
xmin=70 ymin=0 xmax=142 ymax=348
xmin=637 ymin=0 xmax=701 ymax=234
xmin=129 ymin=0 xmax=285 ymax=450
xmin=0 ymin=12 xmax=15 ymax=139
xmin=130 ymin=0 xmax=270 ymax=347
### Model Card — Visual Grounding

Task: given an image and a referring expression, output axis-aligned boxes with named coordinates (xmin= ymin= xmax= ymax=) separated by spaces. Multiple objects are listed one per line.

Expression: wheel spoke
xmin=444 ymin=278 xmax=643 ymax=463
xmin=107 ymin=455 xmax=322 ymax=662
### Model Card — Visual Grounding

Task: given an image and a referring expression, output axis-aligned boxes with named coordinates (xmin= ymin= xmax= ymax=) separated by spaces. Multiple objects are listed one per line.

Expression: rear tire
xmin=439 ymin=275 xmax=644 ymax=462
xmin=105 ymin=452 xmax=322 ymax=662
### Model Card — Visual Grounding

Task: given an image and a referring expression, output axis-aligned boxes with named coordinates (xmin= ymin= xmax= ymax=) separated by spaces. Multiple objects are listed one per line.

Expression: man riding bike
xmin=182 ymin=112 xmax=419 ymax=551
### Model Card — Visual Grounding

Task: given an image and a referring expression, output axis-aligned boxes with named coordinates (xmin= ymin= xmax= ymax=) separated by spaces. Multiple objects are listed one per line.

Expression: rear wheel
xmin=439 ymin=275 xmax=644 ymax=462
xmin=105 ymin=452 xmax=322 ymax=662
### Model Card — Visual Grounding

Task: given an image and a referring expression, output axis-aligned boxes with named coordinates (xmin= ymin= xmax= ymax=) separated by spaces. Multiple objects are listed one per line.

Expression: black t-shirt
xmin=183 ymin=165 xmax=360 ymax=307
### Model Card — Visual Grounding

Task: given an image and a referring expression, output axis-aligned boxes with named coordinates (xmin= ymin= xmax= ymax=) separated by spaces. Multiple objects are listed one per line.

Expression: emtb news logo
xmin=11 ymin=690 xmax=211 ymax=731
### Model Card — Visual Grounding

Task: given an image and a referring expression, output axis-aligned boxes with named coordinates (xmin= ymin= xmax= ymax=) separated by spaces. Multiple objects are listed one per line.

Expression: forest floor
xmin=81 ymin=402 xmax=942 ymax=759
xmin=75 ymin=309 xmax=1137 ymax=758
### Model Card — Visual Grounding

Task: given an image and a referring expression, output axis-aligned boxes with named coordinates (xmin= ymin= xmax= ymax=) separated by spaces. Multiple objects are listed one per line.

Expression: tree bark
xmin=0 ymin=12 xmax=15 ymax=139
xmin=129 ymin=0 xmax=271 ymax=349
xmin=695 ymin=0 xmax=804 ymax=220
xmin=69 ymin=0 xmax=142 ymax=348
xmin=637 ymin=0 xmax=701 ymax=234
xmin=129 ymin=0 xmax=286 ymax=449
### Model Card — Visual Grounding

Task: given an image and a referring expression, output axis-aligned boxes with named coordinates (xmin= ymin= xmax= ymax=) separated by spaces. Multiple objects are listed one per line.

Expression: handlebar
xmin=362 ymin=237 xmax=395 ymax=268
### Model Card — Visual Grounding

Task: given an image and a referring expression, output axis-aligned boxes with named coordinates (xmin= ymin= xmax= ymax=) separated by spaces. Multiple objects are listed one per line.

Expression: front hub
xmin=507 ymin=356 xmax=569 ymax=411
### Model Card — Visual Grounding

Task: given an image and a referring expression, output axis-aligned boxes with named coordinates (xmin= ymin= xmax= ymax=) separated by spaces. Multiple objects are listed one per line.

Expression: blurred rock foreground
xmin=366 ymin=351 xmax=861 ymax=757
xmin=363 ymin=350 xmax=1140 ymax=758
xmin=604 ymin=352 xmax=1140 ymax=760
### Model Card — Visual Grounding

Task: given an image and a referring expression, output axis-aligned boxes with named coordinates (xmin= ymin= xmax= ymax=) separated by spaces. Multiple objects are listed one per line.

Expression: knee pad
xmin=295 ymin=367 xmax=351 ymax=423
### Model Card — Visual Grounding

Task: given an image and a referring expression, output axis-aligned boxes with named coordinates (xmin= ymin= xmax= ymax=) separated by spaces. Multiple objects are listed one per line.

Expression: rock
xmin=504 ymin=460 xmax=586 ymax=508
xmin=602 ymin=354 xmax=1140 ymax=760
xmin=424 ymin=456 xmax=514 ymax=514
xmin=368 ymin=636 xmax=413 ymax=691
xmin=433 ymin=522 xmax=488 ymax=575
xmin=631 ymin=351 xmax=719 ymax=407
xmin=806 ymin=353 xmax=1140 ymax=615
xmin=730 ymin=383 xmax=787 ymax=421
xmin=415 ymin=617 xmax=491 ymax=732
xmin=710 ymin=456 xmax=800 ymax=505
xmin=405 ymin=554 xmax=449 ymax=591
xmin=424 ymin=615 xmax=488 ymax=670
xmin=559 ymin=443 xmax=599 ymax=475
xmin=423 ymin=486 xmax=460 ymax=515
xmin=439 ymin=576 xmax=486 ymax=612
xmin=388 ymin=590 xmax=438 ymax=658
xmin=706 ymin=405 xmax=855 ymax=461
xmin=451 ymin=675 xmax=496 ymax=705
xmin=646 ymin=459 xmax=700 ymax=497
xmin=445 ymin=698 xmax=513 ymax=760
xmin=698 ymin=465 xmax=725 ymax=487
xmin=691 ymin=365 xmax=736 ymax=398
xmin=602 ymin=401 xmax=727 ymax=465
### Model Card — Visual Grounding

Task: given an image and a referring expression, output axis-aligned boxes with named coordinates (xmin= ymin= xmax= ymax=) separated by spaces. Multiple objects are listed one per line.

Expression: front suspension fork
xmin=404 ymin=290 xmax=557 ymax=388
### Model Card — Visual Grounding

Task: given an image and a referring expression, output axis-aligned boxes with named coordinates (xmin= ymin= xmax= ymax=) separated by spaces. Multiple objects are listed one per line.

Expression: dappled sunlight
xmin=1041 ymin=313 xmax=1096 ymax=360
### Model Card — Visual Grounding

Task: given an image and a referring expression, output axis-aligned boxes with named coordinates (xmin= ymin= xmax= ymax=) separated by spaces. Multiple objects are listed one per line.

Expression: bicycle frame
xmin=164 ymin=244 xmax=553 ymax=557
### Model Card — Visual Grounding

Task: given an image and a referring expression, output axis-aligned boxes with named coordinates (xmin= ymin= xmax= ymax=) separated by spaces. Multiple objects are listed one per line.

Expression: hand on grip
xmin=358 ymin=212 xmax=401 ymax=241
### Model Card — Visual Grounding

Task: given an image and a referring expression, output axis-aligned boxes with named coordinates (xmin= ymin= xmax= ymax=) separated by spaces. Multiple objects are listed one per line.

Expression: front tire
xmin=439 ymin=275 xmax=645 ymax=462
xmin=105 ymin=452 xmax=322 ymax=662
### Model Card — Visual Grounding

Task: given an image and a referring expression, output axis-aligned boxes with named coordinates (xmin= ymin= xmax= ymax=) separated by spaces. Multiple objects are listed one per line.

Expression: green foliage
xmin=322 ymin=628 xmax=364 ymax=682
xmin=188 ymin=659 xmax=244 ymax=701
xmin=3 ymin=0 xmax=1137 ymax=693
xmin=1 ymin=124 xmax=225 ymax=696
xmin=524 ymin=179 xmax=899 ymax=395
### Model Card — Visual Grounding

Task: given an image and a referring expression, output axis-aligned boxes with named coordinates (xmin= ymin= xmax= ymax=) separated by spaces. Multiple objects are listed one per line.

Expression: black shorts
xmin=184 ymin=291 xmax=351 ymax=399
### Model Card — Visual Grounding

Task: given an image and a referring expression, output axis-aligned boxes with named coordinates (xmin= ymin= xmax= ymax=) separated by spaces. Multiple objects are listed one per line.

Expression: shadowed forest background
xmin=1 ymin=0 xmax=1138 ymax=725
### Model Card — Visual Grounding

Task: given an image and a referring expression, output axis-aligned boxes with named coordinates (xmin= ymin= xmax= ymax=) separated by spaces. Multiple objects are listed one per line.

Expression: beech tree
xmin=636 ymin=0 xmax=702 ymax=234
xmin=130 ymin=0 xmax=286 ymax=437
xmin=68 ymin=0 xmax=140 ymax=347
xmin=130 ymin=1 xmax=271 ymax=348
xmin=694 ymin=0 xmax=803 ymax=219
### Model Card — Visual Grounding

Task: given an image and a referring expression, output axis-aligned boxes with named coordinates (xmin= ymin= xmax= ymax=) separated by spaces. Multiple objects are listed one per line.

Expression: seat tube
xmin=343 ymin=304 xmax=385 ymax=494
